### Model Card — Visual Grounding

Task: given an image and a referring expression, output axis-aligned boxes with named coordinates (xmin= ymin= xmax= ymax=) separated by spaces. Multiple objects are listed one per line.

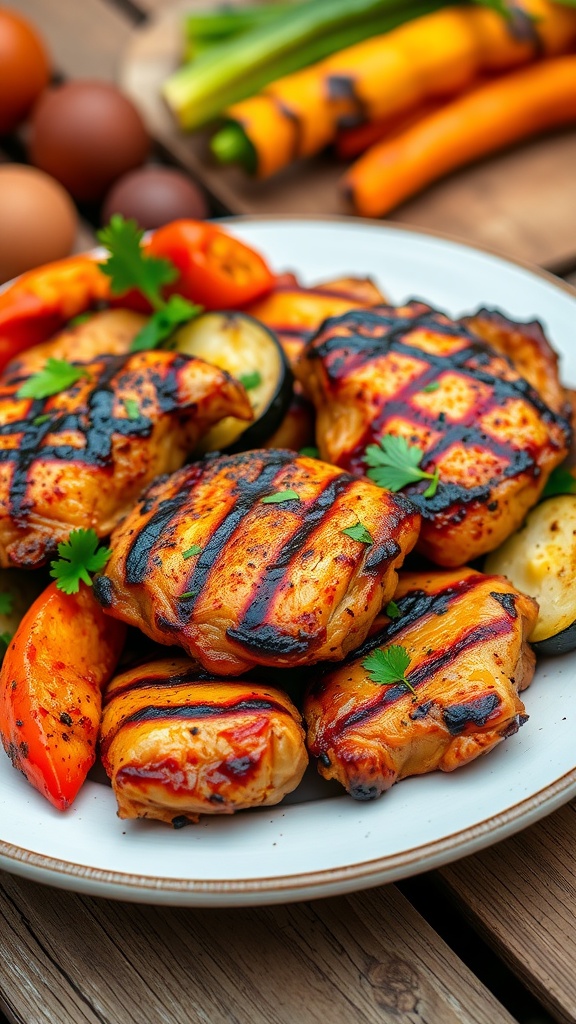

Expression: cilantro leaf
xmin=541 ymin=466 xmax=576 ymax=499
xmin=364 ymin=434 xmax=440 ymax=498
xmin=17 ymin=359 xmax=88 ymax=400
xmin=385 ymin=600 xmax=400 ymax=619
xmin=130 ymin=294 xmax=202 ymax=352
xmin=261 ymin=490 xmax=300 ymax=504
xmin=49 ymin=529 xmax=112 ymax=595
xmin=342 ymin=521 xmax=373 ymax=545
xmin=239 ymin=371 xmax=262 ymax=391
xmin=299 ymin=446 xmax=320 ymax=459
xmin=362 ymin=645 xmax=415 ymax=694
xmin=183 ymin=545 xmax=202 ymax=558
xmin=97 ymin=215 xmax=178 ymax=309
xmin=0 ymin=592 xmax=13 ymax=615
xmin=123 ymin=398 xmax=140 ymax=420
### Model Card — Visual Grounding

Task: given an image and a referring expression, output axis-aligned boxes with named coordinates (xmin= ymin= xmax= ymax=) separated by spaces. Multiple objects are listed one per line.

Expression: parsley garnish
xmin=364 ymin=434 xmax=440 ymax=498
xmin=0 ymin=593 xmax=13 ymax=615
xmin=17 ymin=358 xmax=88 ymax=400
xmin=179 ymin=591 xmax=197 ymax=599
xmin=422 ymin=381 xmax=440 ymax=393
xmin=542 ymin=466 xmax=576 ymax=499
xmin=342 ymin=521 xmax=373 ymax=545
xmin=239 ymin=371 xmax=262 ymax=391
xmin=299 ymin=446 xmax=320 ymax=458
xmin=183 ymin=545 xmax=202 ymax=558
xmin=261 ymin=490 xmax=300 ymax=504
xmin=123 ymin=398 xmax=140 ymax=420
xmin=97 ymin=216 xmax=202 ymax=352
xmin=385 ymin=600 xmax=400 ymax=619
xmin=49 ymin=529 xmax=112 ymax=595
xmin=362 ymin=645 xmax=415 ymax=694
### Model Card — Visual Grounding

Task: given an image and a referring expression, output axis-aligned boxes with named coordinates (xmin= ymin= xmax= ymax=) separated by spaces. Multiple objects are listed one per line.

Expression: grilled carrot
xmin=211 ymin=0 xmax=576 ymax=179
xmin=344 ymin=54 xmax=576 ymax=218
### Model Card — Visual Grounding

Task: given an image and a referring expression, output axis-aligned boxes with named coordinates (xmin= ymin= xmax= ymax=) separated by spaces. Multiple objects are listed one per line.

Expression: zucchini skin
xmin=532 ymin=622 xmax=576 ymax=657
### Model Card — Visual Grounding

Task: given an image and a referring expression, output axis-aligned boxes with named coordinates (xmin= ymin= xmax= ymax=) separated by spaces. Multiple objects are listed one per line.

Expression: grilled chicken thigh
xmin=300 ymin=302 xmax=571 ymax=566
xmin=304 ymin=568 xmax=538 ymax=800
xmin=95 ymin=449 xmax=420 ymax=674
xmin=0 ymin=344 xmax=252 ymax=568
xmin=100 ymin=657 xmax=308 ymax=824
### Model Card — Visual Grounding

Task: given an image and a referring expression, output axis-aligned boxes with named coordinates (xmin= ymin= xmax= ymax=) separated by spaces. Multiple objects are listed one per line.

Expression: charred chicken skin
xmin=0 ymin=325 xmax=252 ymax=568
xmin=300 ymin=302 xmax=571 ymax=566
xmin=94 ymin=449 xmax=421 ymax=675
xmin=304 ymin=568 xmax=538 ymax=801
xmin=100 ymin=656 xmax=308 ymax=825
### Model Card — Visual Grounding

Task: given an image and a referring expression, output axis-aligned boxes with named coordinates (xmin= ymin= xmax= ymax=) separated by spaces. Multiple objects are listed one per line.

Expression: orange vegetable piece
xmin=0 ymin=582 xmax=126 ymax=810
xmin=344 ymin=54 xmax=576 ymax=218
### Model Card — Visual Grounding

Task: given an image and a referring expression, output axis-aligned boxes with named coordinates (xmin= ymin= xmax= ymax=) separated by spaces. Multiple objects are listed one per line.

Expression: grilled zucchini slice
xmin=485 ymin=494 xmax=576 ymax=655
xmin=174 ymin=311 xmax=291 ymax=453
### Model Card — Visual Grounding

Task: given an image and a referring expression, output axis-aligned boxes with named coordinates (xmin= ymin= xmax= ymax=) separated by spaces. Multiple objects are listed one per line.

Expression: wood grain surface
xmin=0 ymin=870 xmax=518 ymax=1024
xmin=440 ymin=802 xmax=576 ymax=1024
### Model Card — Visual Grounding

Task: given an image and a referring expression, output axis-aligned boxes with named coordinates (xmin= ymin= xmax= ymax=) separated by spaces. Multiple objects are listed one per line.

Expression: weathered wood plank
xmin=15 ymin=0 xmax=133 ymax=81
xmin=0 ymin=871 xmax=516 ymax=1024
xmin=439 ymin=801 xmax=576 ymax=1024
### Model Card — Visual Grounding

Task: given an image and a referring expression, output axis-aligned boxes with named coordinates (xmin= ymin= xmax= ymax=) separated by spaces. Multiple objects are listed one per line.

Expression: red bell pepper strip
xmin=0 ymin=582 xmax=125 ymax=810
xmin=147 ymin=219 xmax=275 ymax=310
xmin=0 ymin=255 xmax=111 ymax=374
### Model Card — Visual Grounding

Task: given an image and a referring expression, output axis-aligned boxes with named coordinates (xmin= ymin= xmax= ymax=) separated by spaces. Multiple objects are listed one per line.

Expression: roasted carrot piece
xmin=0 ymin=582 xmax=125 ymax=810
xmin=344 ymin=54 xmax=576 ymax=218
xmin=213 ymin=0 xmax=576 ymax=178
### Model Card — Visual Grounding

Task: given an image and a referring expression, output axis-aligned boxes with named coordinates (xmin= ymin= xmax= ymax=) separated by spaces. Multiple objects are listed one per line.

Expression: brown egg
xmin=101 ymin=165 xmax=209 ymax=229
xmin=0 ymin=164 xmax=78 ymax=284
xmin=28 ymin=80 xmax=150 ymax=201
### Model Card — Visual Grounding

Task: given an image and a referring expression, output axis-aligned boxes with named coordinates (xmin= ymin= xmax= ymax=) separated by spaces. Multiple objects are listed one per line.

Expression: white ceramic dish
xmin=1 ymin=217 xmax=575 ymax=907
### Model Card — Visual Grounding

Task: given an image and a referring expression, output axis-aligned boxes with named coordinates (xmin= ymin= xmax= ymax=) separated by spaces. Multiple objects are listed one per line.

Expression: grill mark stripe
xmin=226 ymin=474 xmax=361 ymax=652
xmin=349 ymin=573 xmax=489 ymax=662
xmin=312 ymin=616 xmax=514 ymax=747
xmin=124 ymin=490 xmax=190 ymax=585
xmin=104 ymin=669 xmax=211 ymax=705
xmin=102 ymin=696 xmax=291 ymax=752
xmin=175 ymin=452 xmax=297 ymax=617
xmin=308 ymin=306 xmax=570 ymax=514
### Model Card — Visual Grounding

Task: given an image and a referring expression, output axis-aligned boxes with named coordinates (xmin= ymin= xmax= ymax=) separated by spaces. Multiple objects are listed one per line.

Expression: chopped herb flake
xmin=179 ymin=591 xmax=197 ymax=599
xmin=0 ymin=593 xmax=13 ymax=615
xmin=123 ymin=398 xmax=140 ymax=420
xmin=239 ymin=371 xmax=262 ymax=391
xmin=183 ymin=545 xmax=202 ymax=558
xmin=422 ymin=381 xmax=440 ymax=393
xmin=33 ymin=414 xmax=52 ymax=426
xmin=385 ymin=600 xmax=400 ymax=619
xmin=299 ymin=446 xmax=320 ymax=459
xmin=261 ymin=489 xmax=300 ymax=504
xmin=342 ymin=521 xmax=373 ymax=545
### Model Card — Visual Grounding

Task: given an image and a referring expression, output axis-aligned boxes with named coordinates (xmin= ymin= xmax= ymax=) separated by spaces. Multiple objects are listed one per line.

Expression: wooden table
xmin=1 ymin=2 xmax=576 ymax=1023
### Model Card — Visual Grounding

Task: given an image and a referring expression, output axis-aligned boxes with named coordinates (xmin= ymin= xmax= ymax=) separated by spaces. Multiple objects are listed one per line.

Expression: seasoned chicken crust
xmin=95 ymin=449 xmax=421 ymax=674
xmin=299 ymin=302 xmax=571 ymax=566
xmin=304 ymin=568 xmax=538 ymax=800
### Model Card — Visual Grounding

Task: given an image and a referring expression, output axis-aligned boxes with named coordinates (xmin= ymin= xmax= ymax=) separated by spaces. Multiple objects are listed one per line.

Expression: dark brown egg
xmin=0 ymin=164 xmax=77 ymax=284
xmin=101 ymin=165 xmax=209 ymax=229
xmin=28 ymin=80 xmax=150 ymax=201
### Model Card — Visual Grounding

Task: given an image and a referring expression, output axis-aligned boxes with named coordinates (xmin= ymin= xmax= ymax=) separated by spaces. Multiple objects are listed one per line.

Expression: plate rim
xmin=2 ymin=215 xmax=576 ymax=905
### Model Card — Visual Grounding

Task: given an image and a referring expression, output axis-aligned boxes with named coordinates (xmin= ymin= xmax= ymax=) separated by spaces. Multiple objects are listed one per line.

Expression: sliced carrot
xmin=344 ymin=55 xmax=576 ymax=218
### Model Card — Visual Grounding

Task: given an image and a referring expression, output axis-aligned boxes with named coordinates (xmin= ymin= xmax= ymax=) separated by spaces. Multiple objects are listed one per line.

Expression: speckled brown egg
xmin=28 ymin=80 xmax=150 ymax=201
xmin=0 ymin=164 xmax=77 ymax=284
xmin=101 ymin=165 xmax=209 ymax=229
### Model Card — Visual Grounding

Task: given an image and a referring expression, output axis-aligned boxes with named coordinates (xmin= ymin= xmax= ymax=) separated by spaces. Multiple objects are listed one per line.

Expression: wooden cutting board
xmin=120 ymin=1 xmax=576 ymax=271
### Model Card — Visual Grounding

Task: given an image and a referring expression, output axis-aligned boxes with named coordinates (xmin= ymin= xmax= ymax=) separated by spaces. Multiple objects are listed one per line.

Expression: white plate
xmin=1 ymin=217 xmax=576 ymax=907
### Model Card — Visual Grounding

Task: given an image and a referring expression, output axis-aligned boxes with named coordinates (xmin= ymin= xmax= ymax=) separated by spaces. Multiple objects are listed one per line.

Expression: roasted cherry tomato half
xmin=147 ymin=219 xmax=275 ymax=310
